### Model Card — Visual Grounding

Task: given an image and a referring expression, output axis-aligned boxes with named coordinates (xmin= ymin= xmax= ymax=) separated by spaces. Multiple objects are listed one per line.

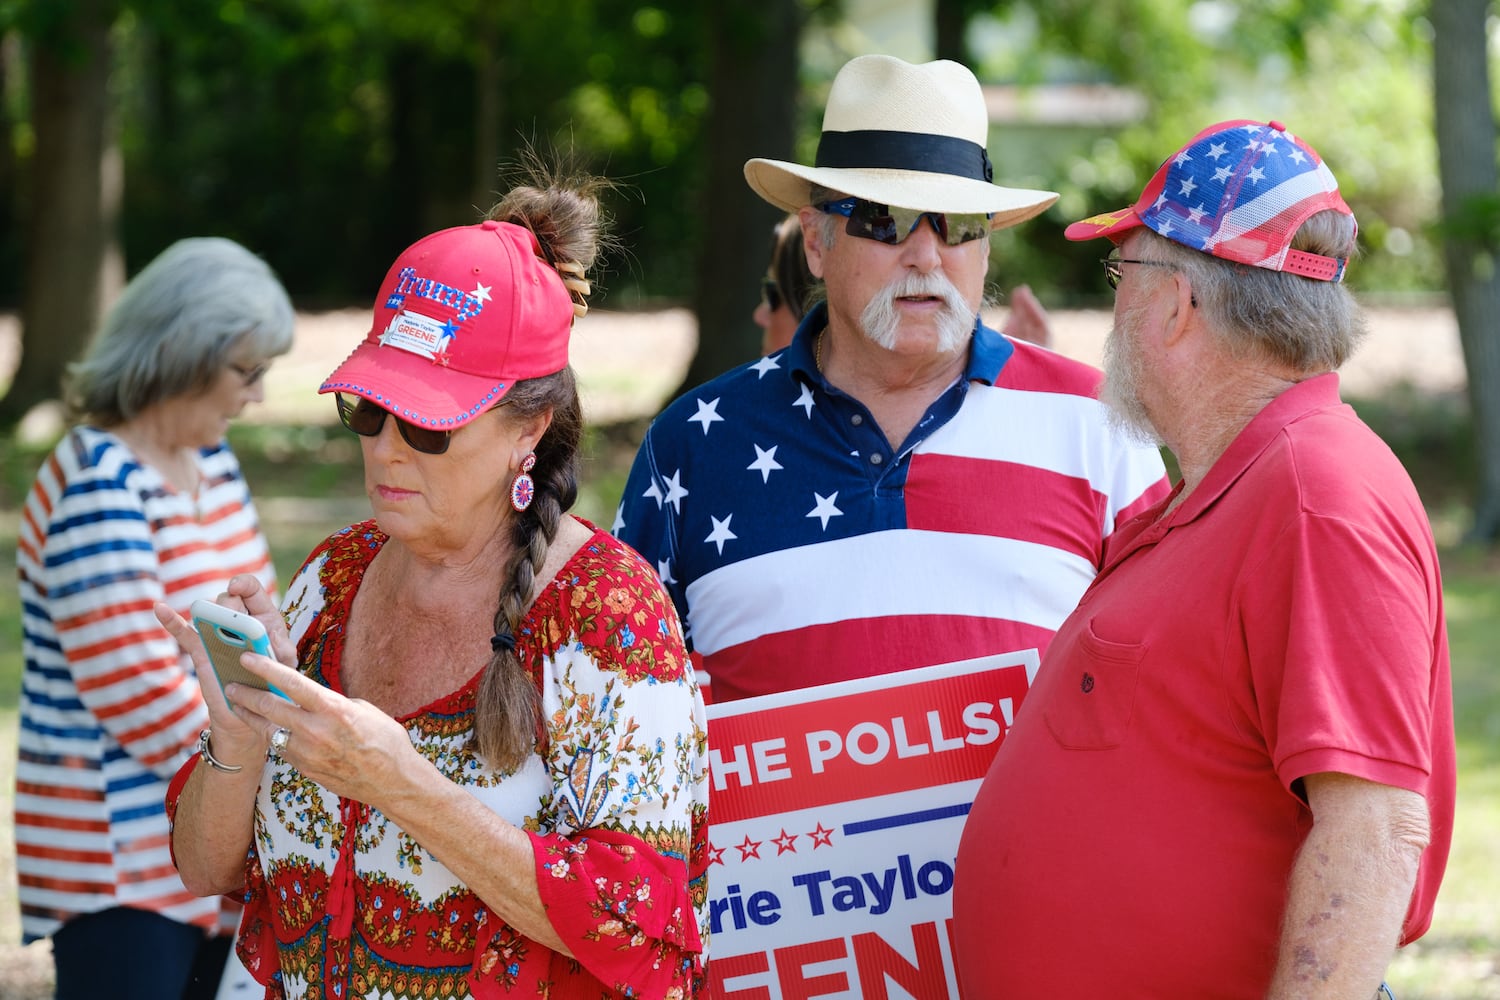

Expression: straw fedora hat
xmin=744 ymin=54 xmax=1059 ymax=231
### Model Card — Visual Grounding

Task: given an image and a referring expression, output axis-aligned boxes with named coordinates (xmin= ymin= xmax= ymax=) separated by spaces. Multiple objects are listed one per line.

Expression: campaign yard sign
xmin=704 ymin=651 xmax=1039 ymax=999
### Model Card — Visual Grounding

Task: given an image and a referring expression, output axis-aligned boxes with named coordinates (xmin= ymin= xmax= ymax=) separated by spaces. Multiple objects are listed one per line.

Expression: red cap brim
xmin=1063 ymin=207 xmax=1143 ymax=243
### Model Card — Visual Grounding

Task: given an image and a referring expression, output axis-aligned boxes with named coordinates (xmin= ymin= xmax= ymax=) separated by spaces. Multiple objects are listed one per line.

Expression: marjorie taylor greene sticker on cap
xmin=379 ymin=265 xmax=491 ymax=365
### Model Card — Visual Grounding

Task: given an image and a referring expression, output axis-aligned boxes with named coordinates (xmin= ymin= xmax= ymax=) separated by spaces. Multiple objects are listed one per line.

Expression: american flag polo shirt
xmin=614 ymin=306 xmax=1170 ymax=703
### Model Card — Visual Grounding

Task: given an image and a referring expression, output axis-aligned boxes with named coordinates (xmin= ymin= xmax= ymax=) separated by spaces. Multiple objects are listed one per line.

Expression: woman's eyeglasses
xmin=1101 ymin=256 xmax=1174 ymax=290
xmin=761 ymin=277 xmax=784 ymax=312
xmin=819 ymin=198 xmax=992 ymax=247
xmin=228 ymin=361 xmax=270 ymax=386
xmin=335 ymin=393 xmax=452 ymax=455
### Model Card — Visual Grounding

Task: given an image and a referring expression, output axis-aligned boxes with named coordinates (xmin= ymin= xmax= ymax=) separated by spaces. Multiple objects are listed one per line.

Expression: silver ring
xmin=268 ymin=727 xmax=290 ymax=760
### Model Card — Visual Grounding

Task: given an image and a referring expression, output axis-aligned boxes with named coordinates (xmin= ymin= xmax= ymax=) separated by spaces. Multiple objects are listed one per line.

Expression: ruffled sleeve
xmin=472 ymin=532 xmax=710 ymax=997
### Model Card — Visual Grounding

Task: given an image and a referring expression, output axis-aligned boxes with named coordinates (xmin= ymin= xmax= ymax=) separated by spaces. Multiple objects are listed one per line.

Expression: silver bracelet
xmin=197 ymin=728 xmax=244 ymax=773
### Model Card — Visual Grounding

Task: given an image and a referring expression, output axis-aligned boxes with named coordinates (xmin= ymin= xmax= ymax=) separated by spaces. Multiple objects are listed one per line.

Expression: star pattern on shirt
xmin=750 ymin=354 xmax=781 ymax=378
xmin=656 ymin=558 xmax=676 ymax=586
xmin=688 ymin=398 xmax=724 ymax=434
xmin=793 ymin=384 xmax=816 ymax=418
xmin=747 ymin=444 xmax=783 ymax=483
xmin=705 ymin=514 xmax=737 ymax=554
xmin=807 ymin=492 xmax=843 ymax=530
xmin=661 ymin=469 xmax=689 ymax=513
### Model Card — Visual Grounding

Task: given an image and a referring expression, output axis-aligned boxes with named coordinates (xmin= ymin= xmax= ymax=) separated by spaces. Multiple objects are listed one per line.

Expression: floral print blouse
xmin=170 ymin=520 xmax=710 ymax=999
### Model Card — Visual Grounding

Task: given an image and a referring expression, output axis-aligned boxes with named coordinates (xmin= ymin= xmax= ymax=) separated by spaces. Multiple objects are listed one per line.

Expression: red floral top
xmin=169 ymin=520 xmax=710 ymax=999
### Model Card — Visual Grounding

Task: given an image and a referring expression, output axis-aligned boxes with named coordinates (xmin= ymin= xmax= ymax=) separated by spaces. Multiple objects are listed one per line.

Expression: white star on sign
xmin=705 ymin=514 xmax=737 ymax=554
xmin=793 ymin=384 xmax=816 ymax=418
xmin=750 ymin=354 xmax=781 ymax=379
xmin=472 ymin=283 xmax=492 ymax=303
xmin=688 ymin=398 xmax=724 ymax=434
xmin=807 ymin=492 xmax=843 ymax=530
xmin=662 ymin=469 xmax=689 ymax=513
xmin=748 ymin=444 xmax=783 ymax=483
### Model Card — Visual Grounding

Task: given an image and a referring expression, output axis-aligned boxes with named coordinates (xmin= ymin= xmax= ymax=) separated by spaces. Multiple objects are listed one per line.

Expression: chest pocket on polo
xmin=1044 ymin=620 xmax=1146 ymax=750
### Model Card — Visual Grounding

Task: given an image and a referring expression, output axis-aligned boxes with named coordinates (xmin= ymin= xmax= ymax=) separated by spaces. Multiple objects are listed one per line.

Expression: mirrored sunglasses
xmin=819 ymin=198 xmax=992 ymax=247
xmin=335 ymin=393 xmax=452 ymax=455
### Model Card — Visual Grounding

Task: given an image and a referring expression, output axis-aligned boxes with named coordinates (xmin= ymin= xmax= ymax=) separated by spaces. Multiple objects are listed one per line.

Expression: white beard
xmin=1100 ymin=311 xmax=1163 ymax=446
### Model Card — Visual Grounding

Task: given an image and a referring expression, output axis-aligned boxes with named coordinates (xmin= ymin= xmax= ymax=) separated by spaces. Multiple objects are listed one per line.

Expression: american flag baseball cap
xmin=1065 ymin=120 xmax=1355 ymax=282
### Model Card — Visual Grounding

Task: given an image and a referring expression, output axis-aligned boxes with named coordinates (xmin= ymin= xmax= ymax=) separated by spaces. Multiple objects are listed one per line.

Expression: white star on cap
xmin=1206 ymin=141 xmax=1230 ymax=160
xmin=472 ymin=283 xmax=492 ymax=303
xmin=688 ymin=398 xmax=724 ymax=434
xmin=1247 ymin=166 xmax=1266 ymax=184
xmin=705 ymin=515 xmax=737 ymax=554
xmin=748 ymin=444 xmax=783 ymax=483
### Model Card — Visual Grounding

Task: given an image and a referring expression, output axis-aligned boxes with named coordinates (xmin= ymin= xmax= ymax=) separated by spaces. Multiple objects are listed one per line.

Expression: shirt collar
xmin=1104 ymin=372 xmax=1346 ymax=567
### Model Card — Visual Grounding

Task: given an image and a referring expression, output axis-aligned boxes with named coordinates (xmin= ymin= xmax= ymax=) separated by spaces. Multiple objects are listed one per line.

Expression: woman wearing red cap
xmin=156 ymin=166 xmax=709 ymax=999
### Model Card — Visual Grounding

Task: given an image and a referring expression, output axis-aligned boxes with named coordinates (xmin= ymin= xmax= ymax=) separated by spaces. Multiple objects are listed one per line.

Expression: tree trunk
xmin=1431 ymin=0 xmax=1500 ymax=544
xmin=0 ymin=0 xmax=120 ymax=428
xmin=674 ymin=0 xmax=805 ymax=401
xmin=934 ymin=0 xmax=969 ymax=64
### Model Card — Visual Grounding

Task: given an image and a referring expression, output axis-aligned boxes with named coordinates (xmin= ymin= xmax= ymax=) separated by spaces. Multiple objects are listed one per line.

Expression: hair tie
xmin=490 ymin=627 xmax=517 ymax=654
xmin=555 ymin=260 xmax=591 ymax=320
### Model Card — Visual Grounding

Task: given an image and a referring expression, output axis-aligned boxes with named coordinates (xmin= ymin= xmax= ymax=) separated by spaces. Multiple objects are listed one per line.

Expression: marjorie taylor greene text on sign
xmin=705 ymin=651 xmax=1038 ymax=998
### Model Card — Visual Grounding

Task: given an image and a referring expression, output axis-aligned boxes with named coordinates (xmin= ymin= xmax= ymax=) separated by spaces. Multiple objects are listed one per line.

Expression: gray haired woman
xmin=15 ymin=236 xmax=294 ymax=1000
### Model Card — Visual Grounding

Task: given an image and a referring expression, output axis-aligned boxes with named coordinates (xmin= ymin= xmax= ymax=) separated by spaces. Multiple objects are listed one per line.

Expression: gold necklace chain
xmin=815 ymin=330 xmax=826 ymax=374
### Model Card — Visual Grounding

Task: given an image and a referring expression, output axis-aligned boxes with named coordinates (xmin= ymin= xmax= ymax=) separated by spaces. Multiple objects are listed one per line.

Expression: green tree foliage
xmin=1 ymin=0 xmax=719 ymax=312
xmin=965 ymin=0 xmax=1441 ymax=302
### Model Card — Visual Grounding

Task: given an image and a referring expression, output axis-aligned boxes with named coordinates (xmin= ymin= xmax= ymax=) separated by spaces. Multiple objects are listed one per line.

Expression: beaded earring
xmin=509 ymin=453 xmax=537 ymax=512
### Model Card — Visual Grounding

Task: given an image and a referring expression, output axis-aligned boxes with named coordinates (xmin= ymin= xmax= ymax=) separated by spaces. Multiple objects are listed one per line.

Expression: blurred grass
xmin=2 ymin=399 xmax=1499 ymax=996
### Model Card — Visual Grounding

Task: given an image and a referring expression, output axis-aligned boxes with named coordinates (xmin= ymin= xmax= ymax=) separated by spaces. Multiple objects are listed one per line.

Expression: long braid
xmin=472 ymin=154 xmax=600 ymax=769
xmin=477 ymin=371 xmax=581 ymax=769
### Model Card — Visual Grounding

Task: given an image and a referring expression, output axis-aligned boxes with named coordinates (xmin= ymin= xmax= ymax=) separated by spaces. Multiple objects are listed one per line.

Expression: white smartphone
xmin=189 ymin=599 xmax=290 ymax=705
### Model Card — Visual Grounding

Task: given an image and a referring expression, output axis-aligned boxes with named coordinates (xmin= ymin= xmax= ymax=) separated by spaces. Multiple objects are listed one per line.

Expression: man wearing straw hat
xmin=615 ymin=54 xmax=1169 ymax=702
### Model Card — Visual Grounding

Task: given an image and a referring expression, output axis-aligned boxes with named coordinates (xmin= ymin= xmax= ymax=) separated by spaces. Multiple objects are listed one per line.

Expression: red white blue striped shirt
xmin=14 ymin=427 xmax=276 ymax=940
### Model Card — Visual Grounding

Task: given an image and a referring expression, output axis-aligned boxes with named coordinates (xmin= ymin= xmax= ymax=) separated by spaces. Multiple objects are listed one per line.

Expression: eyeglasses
xmin=1101 ymin=257 xmax=1174 ymax=290
xmin=228 ymin=361 xmax=271 ymax=386
xmin=819 ymin=198 xmax=992 ymax=247
xmin=761 ymin=277 xmax=783 ymax=312
xmin=335 ymin=393 xmax=453 ymax=455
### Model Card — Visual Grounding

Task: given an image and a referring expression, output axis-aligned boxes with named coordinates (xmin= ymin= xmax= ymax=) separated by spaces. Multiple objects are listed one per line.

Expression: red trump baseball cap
xmin=319 ymin=219 xmax=574 ymax=430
